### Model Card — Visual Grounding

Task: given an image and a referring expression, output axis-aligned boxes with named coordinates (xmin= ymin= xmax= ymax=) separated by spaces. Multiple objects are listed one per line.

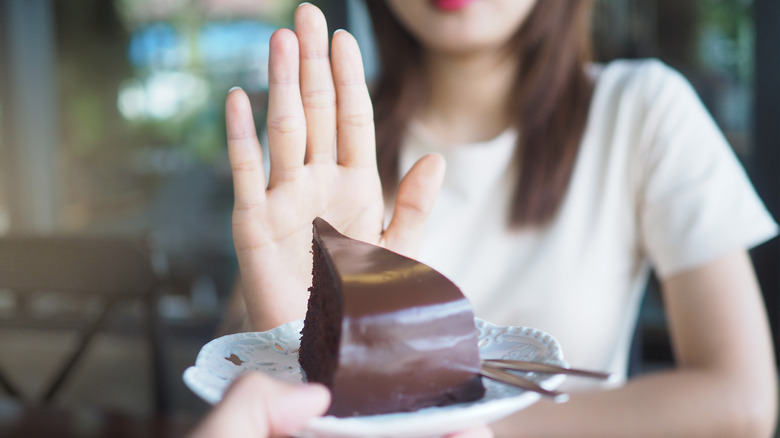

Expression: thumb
xmin=446 ymin=425 xmax=495 ymax=438
xmin=264 ymin=378 xmax=331 ymax=436
xmin=383 ymin=153 xmax=446 ymax=258
xmin=191 ymin=372 xmax=330 ymax=438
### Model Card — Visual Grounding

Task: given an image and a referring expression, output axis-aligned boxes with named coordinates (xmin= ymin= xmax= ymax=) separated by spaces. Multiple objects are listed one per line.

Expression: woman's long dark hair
xmin=365 ymin=1 xmax=594 ymax=227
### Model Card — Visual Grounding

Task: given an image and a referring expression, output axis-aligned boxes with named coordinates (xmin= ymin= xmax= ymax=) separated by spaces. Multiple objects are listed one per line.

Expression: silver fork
xmin=480 ymin=362 xmax=569 ymax=403
xmin=482 ymin=359 xmax=616 ymax=382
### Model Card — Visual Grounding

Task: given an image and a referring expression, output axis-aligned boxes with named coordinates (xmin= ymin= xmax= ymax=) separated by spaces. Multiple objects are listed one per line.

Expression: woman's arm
xmin=492 ymin=250 xmax=777 ymax=437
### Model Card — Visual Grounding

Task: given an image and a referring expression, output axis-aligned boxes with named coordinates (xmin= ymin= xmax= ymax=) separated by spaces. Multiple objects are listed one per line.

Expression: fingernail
xmin=298 ymin=2 xmax=312 ymax=7
xmin=228 ymin=86 xmax=243 ymax=93
xmin=283 ymin=383 xmax=331 ymax=410
xmin=334 ymin=29 xmax=347 ymax=35
xmin=296 ymin=383 xmax=330 ymax=399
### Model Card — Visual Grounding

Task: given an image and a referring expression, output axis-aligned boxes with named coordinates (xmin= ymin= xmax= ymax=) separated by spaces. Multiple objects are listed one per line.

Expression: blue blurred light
xmin=199 ymin=21 xmax=275 ymax=65
xmin=128 ymin=22 xmax=182 ymax=69
xmin=127 ymin=20 xmax=277 ymax=71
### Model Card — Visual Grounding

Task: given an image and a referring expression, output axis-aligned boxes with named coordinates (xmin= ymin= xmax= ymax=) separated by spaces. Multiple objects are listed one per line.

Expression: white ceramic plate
xmin=183 ymin=318 xmax=565 ymax=438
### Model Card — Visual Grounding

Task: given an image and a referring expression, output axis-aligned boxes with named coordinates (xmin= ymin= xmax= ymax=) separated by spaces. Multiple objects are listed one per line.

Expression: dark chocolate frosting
xmin=299 ymin=217 xmax=485 ymax=417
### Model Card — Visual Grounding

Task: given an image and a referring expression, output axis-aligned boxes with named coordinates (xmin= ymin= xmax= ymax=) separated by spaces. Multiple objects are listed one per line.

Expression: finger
xmin=264 ymin=379 xmax=331 ymax=436
xmin=445 ymin=425 xmax=495 ymax=438
xmin=267 ymin=28 xmax=306 ymax=188
xmin=383 ymin=154 xmax=446 ymax=258
xmin=295 ymin=3 xmax=337 ymax=164
xmin=226 ymin=87 xmax=266 ymax=208
xmin=190 ymin=372 xmax=330 ymax=438
xmin=330 ymin=29 xmax=375 ymax=168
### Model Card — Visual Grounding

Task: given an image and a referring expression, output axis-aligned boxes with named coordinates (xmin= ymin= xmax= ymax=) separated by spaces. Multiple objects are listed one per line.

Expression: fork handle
xmin=480 ymin=363 xmax=569 ymax=403
xmin=483 ymin=359 xmax=616 ymax=382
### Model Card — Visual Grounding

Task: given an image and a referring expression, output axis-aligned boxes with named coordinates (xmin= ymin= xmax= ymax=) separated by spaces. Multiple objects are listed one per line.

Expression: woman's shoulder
xmin=588 ymin=58 xmax=692 ymax=102
xmin=589 ymin=58 xmax=678 ymax=82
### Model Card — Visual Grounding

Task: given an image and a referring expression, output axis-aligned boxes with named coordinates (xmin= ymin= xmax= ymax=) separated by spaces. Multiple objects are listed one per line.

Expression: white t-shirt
xmin=396 ymin=59 xmax=778 ymax=390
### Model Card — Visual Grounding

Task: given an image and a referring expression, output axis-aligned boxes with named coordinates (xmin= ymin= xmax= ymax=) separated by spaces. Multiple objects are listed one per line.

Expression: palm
xmin=226 ymin=5 xmax=444 ymax=331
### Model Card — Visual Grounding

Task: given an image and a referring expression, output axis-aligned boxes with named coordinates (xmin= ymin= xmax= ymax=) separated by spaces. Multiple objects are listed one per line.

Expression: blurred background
xmin=0 ymin=0 xmax=777 ymax=436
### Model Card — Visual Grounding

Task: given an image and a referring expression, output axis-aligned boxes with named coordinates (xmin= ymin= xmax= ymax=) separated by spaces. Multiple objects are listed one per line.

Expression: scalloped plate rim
xmin=183 ymin=318 xmax=566 ymax=438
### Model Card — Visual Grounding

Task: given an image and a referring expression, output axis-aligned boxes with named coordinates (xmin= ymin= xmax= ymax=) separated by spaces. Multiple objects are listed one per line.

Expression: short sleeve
xmin=635 ymin=61 xmax=778 ymax=278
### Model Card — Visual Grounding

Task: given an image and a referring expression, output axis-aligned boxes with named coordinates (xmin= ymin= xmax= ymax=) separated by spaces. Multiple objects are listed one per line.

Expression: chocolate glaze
xmin=299 ymin=217 xmax=485 ymax=417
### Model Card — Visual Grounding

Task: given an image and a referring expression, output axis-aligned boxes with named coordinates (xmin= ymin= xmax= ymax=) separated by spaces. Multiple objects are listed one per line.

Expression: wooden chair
xmin=0 ymin=235 xmax=170 ymax=414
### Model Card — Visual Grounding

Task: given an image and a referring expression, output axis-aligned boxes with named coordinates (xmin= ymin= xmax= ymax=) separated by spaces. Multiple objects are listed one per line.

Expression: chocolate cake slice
xmin=299 ymin=217 xmax=485 ymax=417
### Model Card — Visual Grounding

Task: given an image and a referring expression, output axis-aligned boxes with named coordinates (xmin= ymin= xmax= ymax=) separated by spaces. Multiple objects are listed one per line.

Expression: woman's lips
xmin=430 ymin=0 xmax=476 ymax=12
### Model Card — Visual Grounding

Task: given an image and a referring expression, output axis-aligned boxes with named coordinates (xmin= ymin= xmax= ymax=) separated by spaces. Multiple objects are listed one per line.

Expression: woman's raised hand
xmin=226 ymin=4 xmax=444 ymax=330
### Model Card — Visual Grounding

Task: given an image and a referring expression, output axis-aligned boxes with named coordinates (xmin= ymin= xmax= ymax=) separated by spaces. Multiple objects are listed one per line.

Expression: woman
xmin=224 ymin=1 xmax=778 ymax=436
